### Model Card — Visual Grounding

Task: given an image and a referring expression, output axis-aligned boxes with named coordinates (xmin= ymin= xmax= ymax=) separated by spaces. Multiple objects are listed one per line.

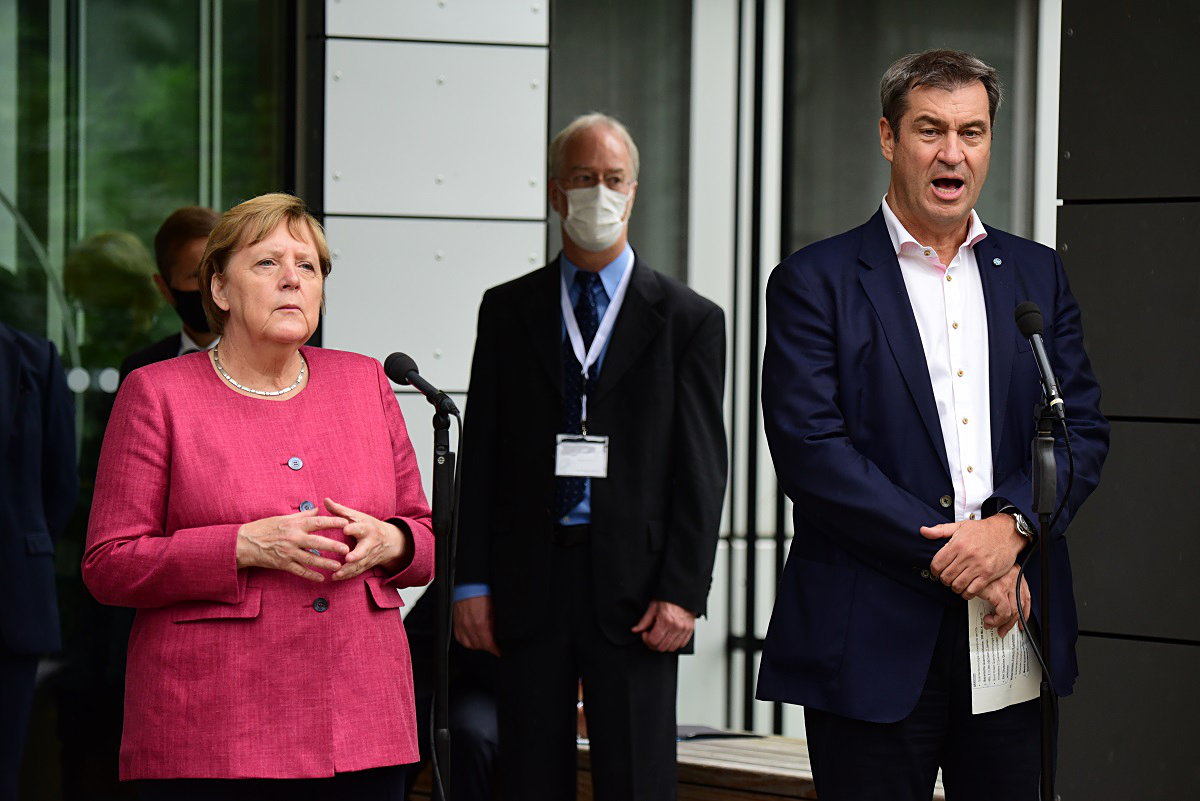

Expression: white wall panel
xmin=322 ymin=216 xmax=544 ymax=391
xmin=325 ymin=39 xmax=547 ymax=219
xmin=327 ymin=0 xmax=548 ymax=46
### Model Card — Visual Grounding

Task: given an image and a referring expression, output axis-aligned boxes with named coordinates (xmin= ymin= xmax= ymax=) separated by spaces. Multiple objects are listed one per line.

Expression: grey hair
xmin=880 ymin=49 xmax=1002 ymax=135
xmin=547 ymin=112 xmax=640 ymax=182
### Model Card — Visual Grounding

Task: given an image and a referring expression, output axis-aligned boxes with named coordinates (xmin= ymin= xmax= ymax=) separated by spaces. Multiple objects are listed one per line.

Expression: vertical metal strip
xmin=1010 ymin=0 xmax=1038 ymax=237
xmin=723 ymin=0 xmax=747 ymax=730
xmin=74 ymin=0 xmax=87 ymax=243
xmin=211 ymin=0 xmax=222 ymax=208
xmin=741 ymin=0 xmax=765 ymax=734
xmin=198 ymin=0 xmax=211 ymax=205
xmin=47 ymin=0 xmax=67 ymax=345
xmin=771 ymin=0 xmax=799 ymax=737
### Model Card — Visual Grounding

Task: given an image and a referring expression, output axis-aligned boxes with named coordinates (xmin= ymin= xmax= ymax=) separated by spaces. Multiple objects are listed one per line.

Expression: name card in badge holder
xmin=555 ymin=434 xmax=609 ymax=477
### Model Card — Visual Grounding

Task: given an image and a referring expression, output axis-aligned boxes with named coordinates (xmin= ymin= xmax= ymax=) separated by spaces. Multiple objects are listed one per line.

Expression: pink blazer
xmin=84 ymin=347 xmax=434 ymax=780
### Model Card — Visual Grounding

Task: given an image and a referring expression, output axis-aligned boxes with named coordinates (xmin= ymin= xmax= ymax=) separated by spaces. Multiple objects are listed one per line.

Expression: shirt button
xmin=923 ymin=249 xmax=931 ymax=257
xmin=299 ymin=500 xmax=316 ymax=511
xmin=288 ymin=457 xmax=304 ymax=471
xmin=967 ymin=465 xmax=974 ymax=473
xmin=313 ymin=598 xmax=329 ymax=613
xmin=969 ymin=513 xmax=977 ymax=519
xmin=952 ymin=322 xmax=959 ymax=329
xmin=946 ymin=275 xmax=953 ymax=282
xmin=957 ymin=369 xmax=965 ymax=377
xmin=962 ymin=417 xmax=969 ymax=425
xmin=939 ymin=495 xmax=952 ymax=508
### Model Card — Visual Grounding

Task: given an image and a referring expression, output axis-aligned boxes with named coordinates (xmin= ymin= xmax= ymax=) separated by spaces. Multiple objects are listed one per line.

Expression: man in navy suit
xmin=0 ymin=322 xmax=77 ymax=801
xmin=757 ymin=50 xmax=1108 ymax=800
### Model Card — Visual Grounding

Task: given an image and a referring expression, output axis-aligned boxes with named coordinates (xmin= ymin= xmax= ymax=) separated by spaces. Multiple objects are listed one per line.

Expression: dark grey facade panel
xmin=1069 ymin=421 xmax=1200 ymax=643
xmin=1059 ymin=636 xmax=1200 ymax=799
xmin=1059 ymin=1 xmax=1200 ymax=201
xmin=1058 ymin=202 xmax=1200 ymax=420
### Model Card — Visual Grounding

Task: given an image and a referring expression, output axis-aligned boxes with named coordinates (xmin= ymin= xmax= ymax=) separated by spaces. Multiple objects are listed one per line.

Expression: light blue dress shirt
xmin=454 ymin=246 xmax=634 ymax=604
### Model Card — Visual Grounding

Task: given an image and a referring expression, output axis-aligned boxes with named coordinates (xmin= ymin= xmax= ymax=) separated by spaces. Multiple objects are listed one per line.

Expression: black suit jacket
xmin=119 ymin=333 xmax=182 ymax=384
xmin=457 ymin=255 xmax=727 ymax=646
xmin=0 ymin=322 xmax=77 ymax=654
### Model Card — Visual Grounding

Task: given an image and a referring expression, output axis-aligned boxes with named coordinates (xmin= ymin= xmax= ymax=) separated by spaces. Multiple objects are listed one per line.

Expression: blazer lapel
xmin=975 ymin=231 xmax=1017 ymax=459
xmin=857 ymin=211 xmax=950 ymax=479
xmin=592 ymin=257 xmax=664 ymax=402
xmin=520 ymin=260 xmax=564 ymax=397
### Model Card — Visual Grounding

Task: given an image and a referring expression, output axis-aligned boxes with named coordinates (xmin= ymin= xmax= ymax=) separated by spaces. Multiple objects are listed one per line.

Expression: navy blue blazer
xmin=756 ymin=210 xmax=1108 ymax=723
xmin=0 ymin=322 xmax=77 ymax=654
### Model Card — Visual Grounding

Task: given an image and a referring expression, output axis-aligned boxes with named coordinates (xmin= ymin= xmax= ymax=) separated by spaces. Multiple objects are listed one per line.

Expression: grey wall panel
xmin=1058 ymin=202 xmax=1200 ymax=420
xmin=327 ymin=0 xmax=548 ymax=46
xmin=324 ymin=39 xmax=548 ymax=219
xmin=1069 ymin=421 xmax=1200 ymax=643
xmin=1059 ymin=636 xmax=1200 ymax=800
xmin=321 ymin=216 xmax=545 ymax=392
xmin=1059 ymin=1 xmax=1200 ymax=200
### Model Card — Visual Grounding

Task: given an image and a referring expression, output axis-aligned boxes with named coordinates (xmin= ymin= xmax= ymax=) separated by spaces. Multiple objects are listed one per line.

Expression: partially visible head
xmin=64 ymin=230 xmax=160 ymax=350
xmin=548 ymin=114 xmax=640 ymax=256
xmin=154 ymin=206 xmax=219 ymax=289
xmin=880 ymin=49 xmax=1002 ymax=137
xmin=199 ymin=193 xmax=330 ymax=337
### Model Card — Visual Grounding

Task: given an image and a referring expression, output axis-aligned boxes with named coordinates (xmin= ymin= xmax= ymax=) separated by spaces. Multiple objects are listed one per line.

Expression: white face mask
xmin=559 ymin=184 xmax=632 ymax=252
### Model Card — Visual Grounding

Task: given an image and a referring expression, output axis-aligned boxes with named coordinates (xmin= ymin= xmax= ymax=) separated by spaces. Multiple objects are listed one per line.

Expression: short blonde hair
xmin=199 ymin=193 xmax=331 ymax=334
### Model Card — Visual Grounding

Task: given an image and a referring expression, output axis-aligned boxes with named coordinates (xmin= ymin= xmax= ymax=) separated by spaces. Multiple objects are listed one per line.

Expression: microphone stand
xmin=1031 ymin=402 xmax=1057 ymax=801
xmin=430 ymin=407 xmax=457 ymax=801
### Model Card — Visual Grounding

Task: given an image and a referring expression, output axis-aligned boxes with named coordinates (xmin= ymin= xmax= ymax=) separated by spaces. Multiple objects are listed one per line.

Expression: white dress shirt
xmin=882 ymin=198 xmax=992 ymax=523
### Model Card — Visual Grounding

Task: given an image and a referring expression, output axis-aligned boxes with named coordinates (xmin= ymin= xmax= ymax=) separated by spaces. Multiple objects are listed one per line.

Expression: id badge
xmin=555 ymin=434 xmax=609 ymax=478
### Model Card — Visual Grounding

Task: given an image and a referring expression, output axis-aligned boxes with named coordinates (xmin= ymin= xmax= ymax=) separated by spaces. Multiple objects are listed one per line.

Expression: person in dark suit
xmin=400 ymin=585 xmax=500 ymax=801
xmin=0 ymin=322 xmax=77 ymax=801
xmin=119 ymin=206 xmax=220 ymax=381
xmin=453 ymin=113 xmax=727 ymax=801
xmin=757 ymin=50 xmax=1109 ymax=800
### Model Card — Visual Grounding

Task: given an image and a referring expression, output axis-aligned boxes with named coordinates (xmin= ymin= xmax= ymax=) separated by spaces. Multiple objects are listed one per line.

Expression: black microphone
xmin=384 ymin=352 xmax=460 ymax=416
xmin=1014 ymin=302 xmax=1065 ymax=419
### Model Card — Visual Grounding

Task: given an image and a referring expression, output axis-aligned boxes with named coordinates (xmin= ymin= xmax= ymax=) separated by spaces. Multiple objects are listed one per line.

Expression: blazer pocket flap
xmin=172 ymin=587 xmax=263 ymax=623
xmin=366 ymin=576 xmax=405 ymax=609
xmin=25 ymin=531 xmax=55 ymax=556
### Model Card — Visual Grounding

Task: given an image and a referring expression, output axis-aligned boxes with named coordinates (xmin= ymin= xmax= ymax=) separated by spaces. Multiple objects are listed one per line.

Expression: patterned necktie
xmin=555 ymin=271 xmax=602 ymax=519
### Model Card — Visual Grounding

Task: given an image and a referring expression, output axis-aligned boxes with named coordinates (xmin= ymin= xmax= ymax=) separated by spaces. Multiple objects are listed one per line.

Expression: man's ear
xmin=548 ymin=179 xmax=567 ymax=218
xmin=622 ymin=182 xmax=638 ymax=221
xmin=153 ymin=274 xmax=175 ymax=307
xmin=879 ymin=117 xmax=896 ymax=163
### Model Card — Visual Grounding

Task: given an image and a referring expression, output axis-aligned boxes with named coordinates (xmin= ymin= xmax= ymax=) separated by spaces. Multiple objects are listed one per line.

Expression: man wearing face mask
xmin=453 ymin=113 xmax=727 ymax=801
xmin=119 ymin=206 xmax=220 ymax=382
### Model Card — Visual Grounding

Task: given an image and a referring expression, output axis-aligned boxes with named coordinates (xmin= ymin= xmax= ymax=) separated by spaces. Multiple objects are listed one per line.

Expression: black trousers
xmin=0 ymin=650 xmax=38 ymax=801
xmin=804 ymin=602 xmax=1045 ymax=801
xmin=497 ymin=540 xmax=678 ymax=801
xmin=137 ymin=765 xmax=406 ymax=801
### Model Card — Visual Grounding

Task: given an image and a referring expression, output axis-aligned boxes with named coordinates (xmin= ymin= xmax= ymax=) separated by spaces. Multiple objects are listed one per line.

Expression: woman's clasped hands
xmin=235 ymin=497 xmax=409 ymax=581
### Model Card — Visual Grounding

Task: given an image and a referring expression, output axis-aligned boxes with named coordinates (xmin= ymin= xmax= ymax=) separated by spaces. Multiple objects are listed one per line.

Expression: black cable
xmin=427 ymin=411 xmax=464 ymax=801
xmin=1013 ymin=415 xmax=1074 ymax=797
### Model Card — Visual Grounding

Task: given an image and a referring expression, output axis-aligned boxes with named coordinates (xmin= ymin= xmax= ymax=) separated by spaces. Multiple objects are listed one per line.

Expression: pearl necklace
xmin=213 ymin=347 xmax=306 ymax=397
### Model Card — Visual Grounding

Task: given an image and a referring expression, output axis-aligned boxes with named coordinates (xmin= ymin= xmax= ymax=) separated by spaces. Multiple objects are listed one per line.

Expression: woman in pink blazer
xmin=84 ymin=194 xmax=433 ymax=799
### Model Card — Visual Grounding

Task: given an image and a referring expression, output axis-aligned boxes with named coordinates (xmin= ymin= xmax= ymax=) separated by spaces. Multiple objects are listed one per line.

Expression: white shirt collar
xmin=880 ymin=196 xmax=987 ymax=261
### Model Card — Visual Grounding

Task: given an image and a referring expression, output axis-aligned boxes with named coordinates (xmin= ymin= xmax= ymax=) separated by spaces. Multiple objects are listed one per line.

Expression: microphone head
xmin=1014 ymin=301 xmax=1044 ymax=338
xmin=384 ymin=352 xmax=419 ymax=386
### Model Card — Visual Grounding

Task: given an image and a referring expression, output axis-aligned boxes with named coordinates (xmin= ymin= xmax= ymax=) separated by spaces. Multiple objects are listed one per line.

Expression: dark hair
xmin=880 ymin=49 xmax=1002 ymax=136
xmin=153 ymin=206 xmax=220 ymax=284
